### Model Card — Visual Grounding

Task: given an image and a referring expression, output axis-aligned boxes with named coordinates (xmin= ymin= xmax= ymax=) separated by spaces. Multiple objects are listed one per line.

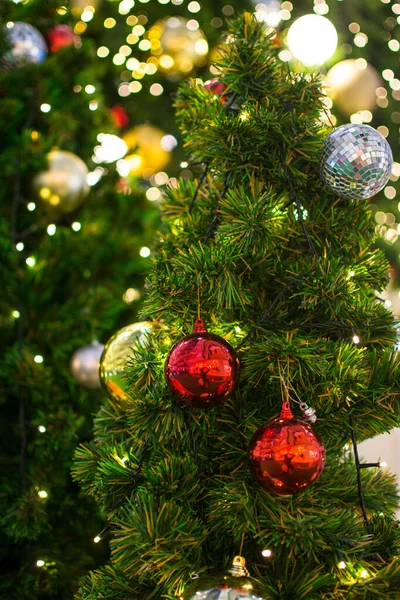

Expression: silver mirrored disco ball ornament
xmin=183 ymin=556 xmax=271 ymax=600
xmin=320 ymin=124 xmax=393 ymax=200
xmin=70 ymin=341 xmax=104 ymax=389
xmin=2 ymin=22 xmax=47 ymax=71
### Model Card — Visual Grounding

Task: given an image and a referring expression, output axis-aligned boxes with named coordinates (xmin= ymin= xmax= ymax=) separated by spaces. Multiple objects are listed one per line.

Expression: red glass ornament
xmin=164 ymin=318 xmax=240 ymax=409
xmin=248 ymin=402 xmax=325 ymax=495
xmin=47 ymin=25 xmax=79 ymax=53
xmin=110 ymin=105 xmax=129 ymax=128
xmin=204 ymin=78 xmax=228 ymax=103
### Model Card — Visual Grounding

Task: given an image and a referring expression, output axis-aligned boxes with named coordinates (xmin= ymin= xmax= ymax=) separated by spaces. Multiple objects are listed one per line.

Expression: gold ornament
xmin=33 ymin=150 xmax=89 ymax=213
xmin=325 ymin=59 xmax=382 ymax=116
xmin=122 ymin=125 xmax=170 ymax=179
xmin=147 ymin=17 xmax=208 ymax=79
xmin=100 ymin=322 xmax=161 ymax=402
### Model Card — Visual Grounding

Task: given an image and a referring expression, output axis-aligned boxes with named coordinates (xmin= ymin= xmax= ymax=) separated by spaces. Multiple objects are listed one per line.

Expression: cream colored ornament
xmin=34 ymin=150 xmax=89 ymax=213
xmin=122 ymin=125 xmax=170 ymax=179
xmin=148 ymin=17 xmax=208 ymax=79
xmin=325 ymin=59 xmax=382 ymax=116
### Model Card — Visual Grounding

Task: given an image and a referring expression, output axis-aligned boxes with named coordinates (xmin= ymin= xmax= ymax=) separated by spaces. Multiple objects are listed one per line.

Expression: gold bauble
xmin=148 ymin=17 xmax=208 ymax=78
xmin=122 ymin=125 xmax=170 ymax=179
xmin=33 ymin=150 xmax=89 ymax=213
xmin=100 ymin=322 xmax=161 ymax=402
xmin=325 ymin=59 xmax=382 ymax=116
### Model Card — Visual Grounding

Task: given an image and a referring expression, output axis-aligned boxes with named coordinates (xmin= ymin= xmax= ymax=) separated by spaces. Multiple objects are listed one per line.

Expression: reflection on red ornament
xmin=47 ymin=25 xmax=79 ymax=53
xmin=164 ymin=318 xmax=240 ymax=409
xmin=110 ymin=105 xmax=129 ymax=128
xmin=248 ymin=402 xmax=325 ymax=495
xmin=204 ymin=78 xmax=228 ymax=103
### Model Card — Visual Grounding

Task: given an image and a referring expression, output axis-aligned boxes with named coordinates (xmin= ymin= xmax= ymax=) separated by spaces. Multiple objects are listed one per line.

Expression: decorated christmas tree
xmin=73 ymin=12 xmax=400 ymax=600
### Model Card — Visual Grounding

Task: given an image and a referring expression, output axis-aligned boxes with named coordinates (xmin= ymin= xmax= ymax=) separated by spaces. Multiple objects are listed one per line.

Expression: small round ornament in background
xmin=320 ymin=123 xmax=393 ymax=200
xmin=70 ymin=341 xmax=104 ymax=389
xmin=183 ymin=556 xmax=270 ymax=600
xmin=33 ymin=150 xmax=89 ymax=213
xmin=204 ymin=79 xmax=228 ymax=103
xmin=121 ymin=125 xmax=171 ymax=179
xmin=248 ymin=402 xmax=325 ymax=495
xmin=164 ymin=318 xmax=240 ymax=409
xmin=110 ymin=105 xmax=129 ymax=129
xmin=47 ymin=25 xmax=80 ymax=53
xmin=100 ymin=322 xmax=161 ymax=402
xmin=325 ymin=59 xmax=381 ymax=117
xmin=287 ymin=14 xmax=337 ymax=66
xmin=147 ymin=17 xmax=208 ymax=79
xmin=2 ymin=22 xmax=47 ymax=71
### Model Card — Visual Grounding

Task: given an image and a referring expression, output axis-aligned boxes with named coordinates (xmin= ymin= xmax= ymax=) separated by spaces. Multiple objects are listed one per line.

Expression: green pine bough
xmin=73 ymin=13 xmax=400 ymax=600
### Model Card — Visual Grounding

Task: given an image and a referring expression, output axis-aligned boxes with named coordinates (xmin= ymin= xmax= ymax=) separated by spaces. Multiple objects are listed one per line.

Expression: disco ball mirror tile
xmin=320 ymin=123 xmax=393 ymax=200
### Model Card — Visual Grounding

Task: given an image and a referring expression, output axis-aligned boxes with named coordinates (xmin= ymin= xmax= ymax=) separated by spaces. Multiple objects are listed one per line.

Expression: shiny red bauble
xmin=248 ymin=402 xmax=325 ymax=495
xmin=47 ymin=25 xmax=79 ymax=53
xmin=164 ymin=318 xmax=240 ymax=409
xmin=204 ymin=78 xmax=228 ymax=103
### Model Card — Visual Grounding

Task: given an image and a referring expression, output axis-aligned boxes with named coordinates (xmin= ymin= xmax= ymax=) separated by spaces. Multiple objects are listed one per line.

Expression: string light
xmin=93 ymin=535 xmax=101 ymax=543
xmin=47 ymin=224 xmax=56 ymax=236
xmin=380 ymin=461 xmax=387 ymax=467
xmin=38 ymin=425 xmax=46 ymax=433
xmin=140 ymin=246 xmax=151 ymax=257
xmin=12 ymin=310 xmax=20 ymax=319
xmin=360 ymin=569 xmax=369 ymax=578
xmin=123 ymin=288 xmax=141 ymax=303
xmin=38 ymin=490 xmax=48 ymax=498
xmin=16 ymin=242 xmax=24 ymax=251
xmin=352 ymin=334 xmax=360 ymax=344
xmin=34 ymin=355 xmax=43 ymax=363
xmin=26 ymin=256 xmax=36 ymax=267
xmin=71 ymin=222 xmax=81 ymax=231
xmin=338 ymin=561 xmax=347 ymax=569
xmin=40 ymin=103 xmax=51 ymax=113
xmin=36 ymin=560 xmax=45 ymax=567
xmin=287 ymin=15 xmax=338 ymax=65
xmin=150 ymin=83 xmax=164 ymax=96
xmin=261 ymin=549 xmax=272 ymax=557
xmin=146 ymin=187 xmax=161 ymax=201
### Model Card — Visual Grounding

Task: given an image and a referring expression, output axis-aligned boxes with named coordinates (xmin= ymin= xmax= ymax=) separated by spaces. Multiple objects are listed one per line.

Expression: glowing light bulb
xmin=38 ymin=425 xmax=46 ymax=433
xmin=12 ymin=310 xmax=20 ymax=319
xmin=287 ymin=15 xmax=338 ymax=65
xmin=338 ymin=561 xmax=346 ymax=569
xmin=16 ymin=242 xmax=24 ymax=251
xmin=47 ymin=224 xmax=56 ymax=236
xmin=27 ymin=202 xmax=36 ymax=211
xmin=140 ymin=247 xmax=151 ymax=258
xmin=40 ymin=103 xmax=51 ymax=113
xmin=34 ymin=355 xmax=43 ymax=363
xmin=94 ymin=134 xmax=127 ymax=163
xmin=352 ymin=335 xmax=360 ymax=344
xmin=26 ymin=256 xmax=36 ymax=267
xmin=38 ymin=490 xmax=48 ymax=498
xmin=36 ymin=560 xmax=45 ymax=567
xmin=261 ymin=549 xmax=272 ymax=557
xmin=94 ymin=536 xmax=101 ymax=543
xmin=380 ymin=461 xmax=387 ymax=468
xmin=71 ymin=222 xmax=81 ymax=231
xmin=360 ymin=569 xmax=368 ymax=578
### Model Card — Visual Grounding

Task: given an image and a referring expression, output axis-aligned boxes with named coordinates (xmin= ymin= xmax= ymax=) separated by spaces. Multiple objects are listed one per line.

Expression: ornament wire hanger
xmin=278 ymin=362 xmax=317 ymax=423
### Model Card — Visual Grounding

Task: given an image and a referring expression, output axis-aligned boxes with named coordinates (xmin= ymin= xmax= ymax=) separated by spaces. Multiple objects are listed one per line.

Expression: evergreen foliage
xmin=73 ymin=13 xmax=400 ymax=600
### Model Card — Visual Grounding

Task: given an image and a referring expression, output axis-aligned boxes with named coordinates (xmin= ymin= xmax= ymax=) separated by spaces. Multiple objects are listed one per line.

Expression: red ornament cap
xmin=279 ymin=401 xmax=294 ymax=421
xmin=164 ymin=320 xmax=240 ymax=409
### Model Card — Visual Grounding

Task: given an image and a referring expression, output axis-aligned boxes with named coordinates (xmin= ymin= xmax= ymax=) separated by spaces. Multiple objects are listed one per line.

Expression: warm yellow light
xmin=97 ymin=46 xmax=109 ymax=58
xmin=261 ymin=549 xmax=272 ymax=557
xmin=129 ymin=81 xmax=142 ymax=93
xmin=16 ymin=242 xmax=24 ymax=251
xmin=34 ymin=354 xmax=43 ymax=363
xmin=26 ymin=257 xmax=36 ymax=267
xmin=352 ymin=335 xmax=360 ymax=344
xmin=36 ymin=560 xmax=45 ymax=567
xmin=71 ymin=222 xmax=81 ymax=231
xmin=150 ymin=83 xmax=164 ymax=96
xmin=40 ymin=103 xmax=51 ymax=113
xmin=360 ymin=569 xmax=368 ymax=578
xmin=104 ymin=18 xmax=116 ymax=29
xmin=12 ymin=310 xmax=20 ymax=319
xmin=287 ymin=15 xmax=338 ymax=65
xmin=123 ymin=288 xmax=141 ymax=303
xmin=159 ymin=54 xmax=174 ymax=69
xmin=146 ymin=187 xmax=161 ymax=201
xmin=47 ymin=224 xmax=56 ymax=236
xmin=39 ymin=187 xmax=51 ymax=199
xmin=338 ymin=561 xmax=346 ymax=570
xmin=27 ymin=202 xmax=36 ymax=211
xmin=93 ymin=536 xmax=101 ymax=543
xmin=38 ymin=425 xmax=46 ymax=433
xmin=38 ymin=490 xmax=48 ymax=498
